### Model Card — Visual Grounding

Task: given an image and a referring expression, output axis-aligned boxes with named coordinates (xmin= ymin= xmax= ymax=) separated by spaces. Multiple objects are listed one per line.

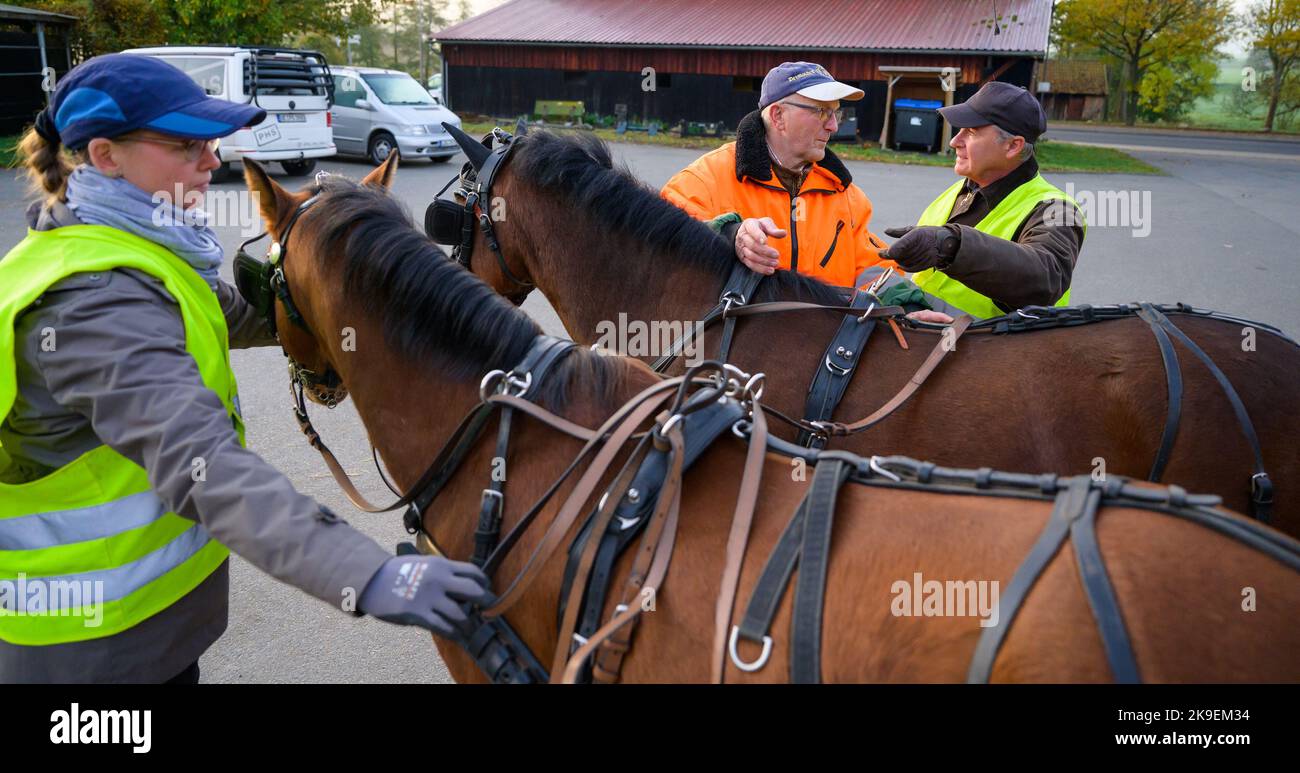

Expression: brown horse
xmin=441 ymin=129 xmax=1300 ymax=540
xmin=241 ymin=156 xmax=1300 ymax=684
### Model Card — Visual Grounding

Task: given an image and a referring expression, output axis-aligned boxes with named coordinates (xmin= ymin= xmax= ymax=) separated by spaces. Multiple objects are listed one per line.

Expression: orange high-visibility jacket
xmin=661 ymin=111 xmax=897 ymax=288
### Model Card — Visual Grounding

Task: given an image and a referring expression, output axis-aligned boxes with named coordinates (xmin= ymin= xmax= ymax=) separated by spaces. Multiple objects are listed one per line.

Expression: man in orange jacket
xmin=661 ymin=61 xmax=897 ymax=289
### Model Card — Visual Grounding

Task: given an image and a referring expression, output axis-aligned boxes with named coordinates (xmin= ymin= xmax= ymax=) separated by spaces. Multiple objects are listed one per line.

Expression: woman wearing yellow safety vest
xmin=0 ymin=54 xmax=491 ymax=683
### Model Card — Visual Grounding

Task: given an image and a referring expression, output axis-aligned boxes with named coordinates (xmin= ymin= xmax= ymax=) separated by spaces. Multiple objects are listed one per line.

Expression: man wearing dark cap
xmin=879 ymin=81 xmax=1086 ymax=319
xmin=662 ymin=61 xmax=897 ymax=288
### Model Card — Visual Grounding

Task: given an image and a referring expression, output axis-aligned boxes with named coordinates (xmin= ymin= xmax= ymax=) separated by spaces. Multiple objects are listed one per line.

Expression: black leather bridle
xmin=234 ymin=181 xmax=347 ymax=406
xmin=425 ymin=122 xmax=535 ymax=305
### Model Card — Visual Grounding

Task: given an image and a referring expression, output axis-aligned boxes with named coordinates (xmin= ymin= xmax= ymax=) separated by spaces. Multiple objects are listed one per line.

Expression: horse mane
xmin=304 ymin=175 xmax=625 ymax=409
xmin=510 ymin=130 xmax=848 ymax=305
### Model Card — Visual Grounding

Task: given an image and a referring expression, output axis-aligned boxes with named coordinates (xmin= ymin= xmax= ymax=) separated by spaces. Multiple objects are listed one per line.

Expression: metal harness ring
xmin=728 ymin=625 xmax=772 ymax=672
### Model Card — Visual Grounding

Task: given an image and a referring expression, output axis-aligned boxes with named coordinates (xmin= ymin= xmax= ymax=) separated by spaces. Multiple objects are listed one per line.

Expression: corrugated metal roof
xmin=436 ymin=0 xmax=1053 ymax=55
xmin=0 ymin=3 xmax=79 ymax=22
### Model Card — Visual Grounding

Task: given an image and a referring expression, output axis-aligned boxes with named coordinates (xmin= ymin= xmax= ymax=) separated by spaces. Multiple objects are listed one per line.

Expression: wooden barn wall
xmin=0 ymin=28 xmax=73 ymax=135
xmin=443 ymin=45 xmax=1035 ymax=140
xmin=443 ymin=44 xmax=991 ymax=82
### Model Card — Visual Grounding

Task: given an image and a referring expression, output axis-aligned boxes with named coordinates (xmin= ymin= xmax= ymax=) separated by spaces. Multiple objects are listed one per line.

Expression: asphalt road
xmin=1 ymin=135 xmax=1297 ymax=682
xmin=1044 ymin=125 xmax=1300 ymax=160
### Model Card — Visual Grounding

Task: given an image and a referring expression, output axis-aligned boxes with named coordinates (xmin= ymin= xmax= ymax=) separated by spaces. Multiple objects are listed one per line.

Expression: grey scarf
xmin=64 ymin=166 xmax=225 ymax=283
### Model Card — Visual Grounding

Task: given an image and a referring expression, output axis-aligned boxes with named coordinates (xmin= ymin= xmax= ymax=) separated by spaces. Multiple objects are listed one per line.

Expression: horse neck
xmin=331 ymin=318 xmax=660 ymax=527
xmin=516 ymin=181 xmax=725 ymax=345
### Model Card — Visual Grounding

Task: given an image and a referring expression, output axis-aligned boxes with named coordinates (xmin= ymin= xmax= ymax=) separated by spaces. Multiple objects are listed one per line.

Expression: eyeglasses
xmin=115 ymin=135 xmax=219 ymax=162
xmin=780 ymin=101 xmax=845 ymax=124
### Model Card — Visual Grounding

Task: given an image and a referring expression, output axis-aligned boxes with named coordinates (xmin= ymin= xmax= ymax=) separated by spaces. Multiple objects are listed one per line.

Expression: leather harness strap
xmin=650 ymin=263 xmax=764 ymax=373
xmin=966 ymin=475 xmax=1139 ymax=684
xmin=730 ymin=452 xmax=854 ymax=682
xmin=797 ymin=290 xmax=881 ymax=448
xmin=559 ymin=392 xmax=747 ymax=683
xmin=764 ymin=314 xmax=975 ymax=442
xmin=790 ymin=457 xmax=852 ymax=683
xmin=709 ymin=404 xmax=769 ymax=683
xmin=1139 ymin=305 xmax=1274 ymax=523
xmin=484 ymin=381 xmax=681 ymax=619
xmin=1136 ymin=303 xmax=1183 ymax=483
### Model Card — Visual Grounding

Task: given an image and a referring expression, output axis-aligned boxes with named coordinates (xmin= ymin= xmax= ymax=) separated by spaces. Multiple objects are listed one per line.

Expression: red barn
xmin=435 ymin=0 xmax=1054 ymax=143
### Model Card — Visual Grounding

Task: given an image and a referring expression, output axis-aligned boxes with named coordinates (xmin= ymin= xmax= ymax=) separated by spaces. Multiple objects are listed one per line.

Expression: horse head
xmin=241 ymin=154 xmax=399 ymax=408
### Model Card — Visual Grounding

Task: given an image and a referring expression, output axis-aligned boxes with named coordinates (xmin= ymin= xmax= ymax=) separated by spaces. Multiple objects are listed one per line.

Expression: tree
xmin=1055 ymin=0 xmax=1234 ymax=125
xmin=28 ymin=0 xmax=169 ymax=59
xmin=164 ymin=0 xmax=373 ymax=48
xmin=30 ymin=0 xmax=374 ymax=57
xmin=1244 ymin=0 xmax=1300 ymax=131
xmin=1138 ymin=53 xmax=1219 ymax=121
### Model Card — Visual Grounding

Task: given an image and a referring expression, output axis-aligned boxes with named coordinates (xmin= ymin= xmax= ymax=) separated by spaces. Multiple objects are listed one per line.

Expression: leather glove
xmin=879 ymin=225 xmax=961 ymax=272
xmin=359 ymin=554 xmax=494 ymax=638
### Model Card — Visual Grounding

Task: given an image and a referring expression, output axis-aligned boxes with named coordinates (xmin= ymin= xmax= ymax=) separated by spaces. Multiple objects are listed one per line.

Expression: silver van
xmin=125 ymin=46 xmax=336 ymax=180
xmin=330 ymin=66 xmax=462 ymax=165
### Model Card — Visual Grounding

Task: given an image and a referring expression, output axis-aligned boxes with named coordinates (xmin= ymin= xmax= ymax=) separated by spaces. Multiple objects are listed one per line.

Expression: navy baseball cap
xmin=43 ymin=53 xmax=266 ymax=150
xmin=938 ymin=81 xmax=1047 ymax=143
xmin=758 ymin=62 xmax=864 ymax=109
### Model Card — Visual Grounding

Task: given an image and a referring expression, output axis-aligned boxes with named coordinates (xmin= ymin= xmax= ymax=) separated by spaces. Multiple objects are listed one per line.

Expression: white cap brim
xmin=796 ymin=81 xmax=865 ymax=103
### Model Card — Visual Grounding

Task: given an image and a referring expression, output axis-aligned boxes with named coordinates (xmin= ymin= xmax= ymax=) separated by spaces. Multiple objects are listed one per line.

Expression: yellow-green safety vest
xmin=911 ymin=173 xmax=1085 ymax=319
xmin=0 ymin=225 xmax=241 ymax=645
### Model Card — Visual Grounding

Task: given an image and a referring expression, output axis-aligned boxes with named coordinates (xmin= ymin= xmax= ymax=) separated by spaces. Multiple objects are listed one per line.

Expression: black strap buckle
xmin=402 ymin=504 xmax=422 ymax=535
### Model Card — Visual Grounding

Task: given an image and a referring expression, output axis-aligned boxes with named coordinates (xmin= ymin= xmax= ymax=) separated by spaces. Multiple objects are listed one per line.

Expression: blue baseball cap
xmin=758 ymin=62 xmax=864 ymax=109
xmin=41 ymin=53 xmax=266 ymax=150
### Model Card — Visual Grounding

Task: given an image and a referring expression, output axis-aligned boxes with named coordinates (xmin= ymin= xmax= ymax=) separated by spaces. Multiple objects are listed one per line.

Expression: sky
xmin=459 ymin=0 xmax=1260 ymax=58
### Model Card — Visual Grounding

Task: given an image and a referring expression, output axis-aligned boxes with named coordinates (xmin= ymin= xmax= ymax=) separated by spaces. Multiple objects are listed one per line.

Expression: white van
xmin=124 ymin=46 xmax=337 ymax=180
xmin=330 ymin=66 xmax=462 ymax=165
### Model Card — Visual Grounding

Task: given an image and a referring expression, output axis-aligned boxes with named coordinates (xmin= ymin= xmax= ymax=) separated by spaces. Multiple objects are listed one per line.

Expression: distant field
xmin=1182 ymin=57 xmax=1298 ymax=134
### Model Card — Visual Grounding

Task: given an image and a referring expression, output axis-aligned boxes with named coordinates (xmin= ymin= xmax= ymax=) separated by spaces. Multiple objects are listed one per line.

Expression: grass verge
xmin=461 ymin=121 xmax=1162 ymax=175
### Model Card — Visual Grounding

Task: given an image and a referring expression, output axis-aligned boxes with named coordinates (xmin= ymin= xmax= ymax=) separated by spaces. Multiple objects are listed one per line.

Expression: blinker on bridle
xmin=425 ymin=122 xmax=535 ymax=306
xmin=234 ymin=182 xmax=346 ymax=406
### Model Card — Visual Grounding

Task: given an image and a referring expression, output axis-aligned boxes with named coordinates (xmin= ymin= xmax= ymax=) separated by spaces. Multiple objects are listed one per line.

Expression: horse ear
xmin=361 ymin=151 xmax=398 ymax=189
xmin=243 ymin=159 xmax=295 ymax=238
xmin=444 ymin=122 xmax=490 ymax=171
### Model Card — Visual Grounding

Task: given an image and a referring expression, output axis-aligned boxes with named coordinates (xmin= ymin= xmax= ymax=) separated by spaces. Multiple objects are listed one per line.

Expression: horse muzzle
xmin=289 ymin=359 xmax=348 ymax=408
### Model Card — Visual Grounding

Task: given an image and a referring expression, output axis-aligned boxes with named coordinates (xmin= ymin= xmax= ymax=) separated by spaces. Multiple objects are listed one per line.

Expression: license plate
xmin=277 ymin=113 xmax=306 ymax=123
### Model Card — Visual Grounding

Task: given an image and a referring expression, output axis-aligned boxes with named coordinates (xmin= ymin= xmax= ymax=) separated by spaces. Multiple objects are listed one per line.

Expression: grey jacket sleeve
xmin=944 ymin=200 xmax=1085 ymax=311
xmin=213 ymin=277 xmax=277 ymax=349
xmin=33 ymin=269 xmax=390 ymax=609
